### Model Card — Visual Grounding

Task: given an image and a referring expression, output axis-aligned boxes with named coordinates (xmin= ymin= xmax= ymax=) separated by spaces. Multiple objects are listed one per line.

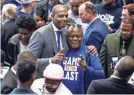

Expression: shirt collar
xmin=110 ymin=75 xmax=122 ymax=79
xmin=11 ymin=66 xmax=16 ymax=75
xmin=89 ymin=17 xmax=97 ymax=25
xmin=52 ymin=22 xmax=61 ymax=32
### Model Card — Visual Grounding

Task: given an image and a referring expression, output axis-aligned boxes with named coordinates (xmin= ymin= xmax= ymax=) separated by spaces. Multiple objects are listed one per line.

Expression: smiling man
xmin=29 ymin=4 xmax=69 ymax=78
xmin=99 ymin=17 xmax=134 ymax=78
xmin=53 ymin=24 xmax=105 ymax=94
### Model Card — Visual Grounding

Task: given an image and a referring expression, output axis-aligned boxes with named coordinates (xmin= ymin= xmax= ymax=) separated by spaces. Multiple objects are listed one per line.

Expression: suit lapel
xmin=61 ymin=29 xmax=69 ymax=55
xmin=48 ymin=23 xmax=57 ymax=54
xmin=127 ymin=36 xmax=134 ymax=56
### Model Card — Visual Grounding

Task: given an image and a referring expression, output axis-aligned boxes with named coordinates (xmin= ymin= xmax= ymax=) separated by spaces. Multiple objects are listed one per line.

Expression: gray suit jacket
xmin=29 ymin=22 xmax=68 ymax=78
xmin=99 ymin=33 xmax=134 ymax=77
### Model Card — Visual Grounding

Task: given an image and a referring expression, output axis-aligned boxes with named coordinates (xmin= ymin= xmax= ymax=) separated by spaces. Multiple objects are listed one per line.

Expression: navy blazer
xmin=84 ymin=18 xmax=110 ymax=53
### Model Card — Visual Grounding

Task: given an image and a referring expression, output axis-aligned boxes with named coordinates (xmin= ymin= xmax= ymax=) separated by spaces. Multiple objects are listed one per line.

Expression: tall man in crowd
xmin=79 ymin=1 xmax=110 ymax=53
xmin=99 ymin=17 xmax=134 ymax=78
xmin=29 ymin=4 xmax=69 ymax=78
xmin=96 ymin=0 xmax=122 ymax=33
xmin=68 ymin=0 xmax=88 ymax=34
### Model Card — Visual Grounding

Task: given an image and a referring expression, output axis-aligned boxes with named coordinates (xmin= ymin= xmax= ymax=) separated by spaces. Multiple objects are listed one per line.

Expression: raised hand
xmin=51 ymin=48 xmax=65 ymax=63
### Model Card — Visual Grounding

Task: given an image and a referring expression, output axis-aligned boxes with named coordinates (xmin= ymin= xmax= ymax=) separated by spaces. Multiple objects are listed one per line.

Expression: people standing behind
xmin=9 ymin=59 xmax=37 ymax=94
xmin=31 ymin=64 xmax=72 ymax=95
xmin=1 ymin=4 xmax=18 ymax=60
xmin=68 ymin=0 xmax=88 ymax=34
xmin=121 ymin=4 xmax=134 ymax=19
xmin=19 ymin=0 xmax=40 ymax=16
xmin=99 ymin=17 xmax=134 ymax=78
xmin=7 ymin=15 xmax=36 ymax=66
xmin=96 ymin=0 xmax=122 ymax=33
xmin=34 ymin=12 xmax=47 ymax=29
xmin=56 ymin=24 xmax=104 ymax=94
xmin=79 ymin=1 xmax=110 ymax=53
xmin=35 ymin=0 xmax=60 ymax=22
xmin=1 ymin=51 xmax=37 ymax=94
xmin=87 ymin=56 xmax=134 ymax=94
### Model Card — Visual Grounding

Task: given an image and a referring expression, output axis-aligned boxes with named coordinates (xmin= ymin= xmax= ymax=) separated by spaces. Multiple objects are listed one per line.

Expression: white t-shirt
xmin=19 ymin=41 xmax=29 ymax=53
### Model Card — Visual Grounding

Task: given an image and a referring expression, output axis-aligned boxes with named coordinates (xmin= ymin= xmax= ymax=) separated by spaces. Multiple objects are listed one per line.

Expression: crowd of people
xmin=1 ymin=0 xmax=134 ymax=94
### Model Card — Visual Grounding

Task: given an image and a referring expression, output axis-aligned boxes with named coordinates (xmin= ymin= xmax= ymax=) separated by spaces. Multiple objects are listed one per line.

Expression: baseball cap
xmin=43 ymin=64 xmax=64 ymax=80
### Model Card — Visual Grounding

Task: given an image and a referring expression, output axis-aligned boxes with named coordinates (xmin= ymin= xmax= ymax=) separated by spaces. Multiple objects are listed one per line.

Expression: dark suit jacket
xmin=29 ymin=22 xmax=68 ymax=78
xmin=1 ymin=69 xmax=17 ymax=94
xmin=87 ymin=78 xmax=134 ymax=94
xmin=84 ymin=18 xmax=110 ymax=53
xmin=1 ymin=19 xmax=18 ymax=59
xmin=99 ymin=33 xmax=134 ymax=77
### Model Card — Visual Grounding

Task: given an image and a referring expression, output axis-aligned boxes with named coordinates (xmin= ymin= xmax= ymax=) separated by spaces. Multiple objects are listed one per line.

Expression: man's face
xmin=103 ymin=0 xmax=115 ymax=6
xmin=121 ymin=9 xmax=130 ymax=19
xmin=70 ymin=0 xmax=81 ymax=16
xmin=67 ymin=28 xmax=83 ymax=49
xmin=120 ymin=23 xmax=133 ymax=40
xmin=19 ymin=28 xmax=33 ymax=42
xmin=79 ymin=5 xmax=90 ymax=23
xmin=44 ymin=78 xmax=61 ymax=93
xmin=51 ymin=7 xmax=68 ymax=30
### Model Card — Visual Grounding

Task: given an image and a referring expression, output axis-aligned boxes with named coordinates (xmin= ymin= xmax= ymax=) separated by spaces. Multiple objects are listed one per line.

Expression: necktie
xmin=56 ymin=31 xmax=61 ymax=52
xmin=120 ymin=41 xmax=126 ymax=57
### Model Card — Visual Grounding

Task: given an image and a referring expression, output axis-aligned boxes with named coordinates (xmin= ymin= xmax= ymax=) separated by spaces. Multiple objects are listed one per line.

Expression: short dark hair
xmin=122 ymin=17 xmax=134 ymax=29
xmin=16 ymin=15 xmax=37 ymax=31
xmin=84 ymin=1 xmax=97 ymax=15
xmin=16 ymin=59 xmax=36 ymax=83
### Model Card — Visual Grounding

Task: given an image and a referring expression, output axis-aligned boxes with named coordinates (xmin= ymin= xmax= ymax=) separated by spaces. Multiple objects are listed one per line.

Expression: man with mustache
xmin=99 ymin=17 xmax=134 ymax=78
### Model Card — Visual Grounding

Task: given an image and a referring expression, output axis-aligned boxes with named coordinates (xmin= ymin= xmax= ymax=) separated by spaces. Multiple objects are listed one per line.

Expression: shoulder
xmin=106 ymin=33 xmax=118 ymax=39
xmin=9 ymin=34 xmax=20 ymax=44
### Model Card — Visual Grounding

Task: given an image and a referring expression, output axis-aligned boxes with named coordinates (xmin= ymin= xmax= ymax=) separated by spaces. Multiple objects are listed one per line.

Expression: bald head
xmin=52 ymin=4 xmax=67 ymax=15
xmin=114 ymin=56 xmax=134 ymax=79
xmin=17 ymin=51 xmax=37 ymax=64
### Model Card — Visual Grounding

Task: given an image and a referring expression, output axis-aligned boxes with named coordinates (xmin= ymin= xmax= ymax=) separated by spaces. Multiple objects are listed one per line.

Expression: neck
xmin=88 ymin=16 xmax=96 ymax=23
xmin=113 ymin=71 xmax=119 ymax=77
xmin=18 ymin=81 xmax=31 ymax=88
xmin=21 ymin=7 xmax=33 ymax=14
xmin=20 ymin=40 xmax=29 ymax=46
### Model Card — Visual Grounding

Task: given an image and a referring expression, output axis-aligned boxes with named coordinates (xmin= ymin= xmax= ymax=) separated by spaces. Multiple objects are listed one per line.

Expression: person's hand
xmin=78 ymin=58 xmax=88 ymax=71
xmin=88 ymin=45 xmax=98 ymax=56
xmin=107 ymin=24 xmax=113 ymax=33
xmin=51 ymin=48 xmax=65 ymax=63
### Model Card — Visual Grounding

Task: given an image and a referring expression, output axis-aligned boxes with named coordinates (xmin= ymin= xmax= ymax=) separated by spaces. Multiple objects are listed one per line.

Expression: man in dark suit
xmin=99 ymin=17 xmax=134 ymax=78
xmin=9 ymin=59 xmax=37 ymax=94
xmin=1 ymin=51 xmax=37 ymax=94
xmin=29 ymin=4 xmax=69 ymax=78
xmin=79 ymin=1 xmax=110 ymax=53
xmin=87 ymin=56 xmax=134 ymax=94
xmin=1 ymin=4 xmax=18 ymax=58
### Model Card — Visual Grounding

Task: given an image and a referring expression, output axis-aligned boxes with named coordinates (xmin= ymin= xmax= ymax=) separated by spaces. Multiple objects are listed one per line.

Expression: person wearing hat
xmin=18 ymin=0 xmax=41 ymax=16
xmin=31 ymin=64 xmax=72 ymax=95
